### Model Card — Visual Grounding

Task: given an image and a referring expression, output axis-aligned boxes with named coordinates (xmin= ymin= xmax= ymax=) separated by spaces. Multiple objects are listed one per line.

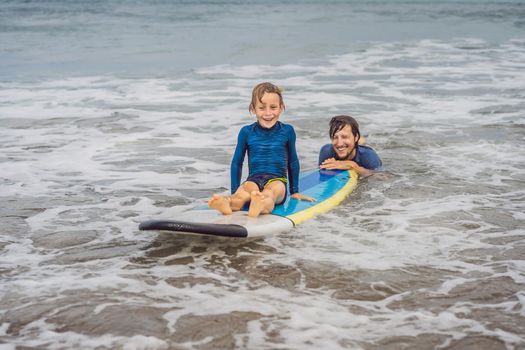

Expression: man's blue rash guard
xmin=318 ymin=144 xmax=382 ymax=170
xmin=231 ymin=121 xmax=300 ymax=195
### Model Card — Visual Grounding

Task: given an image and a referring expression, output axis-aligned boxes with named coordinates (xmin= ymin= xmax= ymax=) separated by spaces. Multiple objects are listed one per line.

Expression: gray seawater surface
xmin=1 ymin=1 xmax=525 ymax=349
xmin=1 ymin=0 xmax=524 ymax=80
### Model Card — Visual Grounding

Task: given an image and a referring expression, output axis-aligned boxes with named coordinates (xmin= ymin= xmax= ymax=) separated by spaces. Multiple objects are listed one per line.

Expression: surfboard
xmin=139 ymin=169 xmax=358 ymax=238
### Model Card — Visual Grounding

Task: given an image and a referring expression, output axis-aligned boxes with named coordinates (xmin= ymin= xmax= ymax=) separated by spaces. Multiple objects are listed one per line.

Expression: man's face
xmin=331 ymin=125 xmax=358 ymax=160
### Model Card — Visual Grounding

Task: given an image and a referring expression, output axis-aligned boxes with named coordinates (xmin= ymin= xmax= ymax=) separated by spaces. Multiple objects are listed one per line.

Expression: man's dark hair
xmin=329 ymin=115 xmax=361 ymax=142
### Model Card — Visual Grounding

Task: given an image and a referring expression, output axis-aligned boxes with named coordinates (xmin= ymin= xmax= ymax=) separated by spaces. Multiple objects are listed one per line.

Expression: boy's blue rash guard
xmin=231 ymin=121 xmax=300 ymax=195
xmin=318 ymin=144 xmax=382 ymax=170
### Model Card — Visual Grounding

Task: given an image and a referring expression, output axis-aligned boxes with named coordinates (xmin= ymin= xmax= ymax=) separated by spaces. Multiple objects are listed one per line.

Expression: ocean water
xmin=1 ymin=1 xmax=525 ymax=349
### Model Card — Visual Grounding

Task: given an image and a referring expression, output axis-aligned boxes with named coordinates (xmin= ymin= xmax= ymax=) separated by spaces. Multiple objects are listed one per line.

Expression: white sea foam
xmin=1 ymin=37 xmax=525 ymax=349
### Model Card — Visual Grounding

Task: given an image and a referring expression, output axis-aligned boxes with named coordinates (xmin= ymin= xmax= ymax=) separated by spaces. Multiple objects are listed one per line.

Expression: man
xmin=318 ymin=115 xmax=382 ymax=177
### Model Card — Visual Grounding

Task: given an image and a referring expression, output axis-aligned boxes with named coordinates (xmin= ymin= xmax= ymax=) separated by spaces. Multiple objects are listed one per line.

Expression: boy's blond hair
xmin=249 ymin=82 xmax=285 ymax=113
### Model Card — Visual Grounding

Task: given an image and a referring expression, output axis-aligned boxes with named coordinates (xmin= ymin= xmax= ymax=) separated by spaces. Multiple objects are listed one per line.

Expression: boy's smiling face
xmin=253 ymin=92 xmax=282 ymax=129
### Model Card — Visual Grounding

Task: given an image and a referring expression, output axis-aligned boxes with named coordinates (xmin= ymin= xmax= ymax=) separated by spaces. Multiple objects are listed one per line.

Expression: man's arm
xmin=319 ymin=158 xmax=373 ymax=177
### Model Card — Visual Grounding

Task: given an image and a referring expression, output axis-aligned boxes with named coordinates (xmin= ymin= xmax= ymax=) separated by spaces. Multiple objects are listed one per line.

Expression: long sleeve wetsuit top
xmin=230 ymin=121 xmax=300 ymax=195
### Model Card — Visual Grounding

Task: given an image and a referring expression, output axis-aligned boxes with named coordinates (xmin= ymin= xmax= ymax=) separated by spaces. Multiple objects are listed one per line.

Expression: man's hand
xmin=320 ymin=158 xmax=357 ymax=170
xmin=320 ymin=158 xmax=373 ymax=177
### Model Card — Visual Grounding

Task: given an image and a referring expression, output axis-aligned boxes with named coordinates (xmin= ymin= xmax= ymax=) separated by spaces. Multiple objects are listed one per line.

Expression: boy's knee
xmin=241 ymin=181 xmax=259 ymax=193
xmin=234 ymin=191 xmax=251 ymax=201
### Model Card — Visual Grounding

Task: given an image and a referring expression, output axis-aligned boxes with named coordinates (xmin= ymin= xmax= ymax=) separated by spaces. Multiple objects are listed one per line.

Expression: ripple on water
xmin=44 ymin=241 xmax=144 ymax=265
xmin=31 ymin=230 xmax=100 ymax=249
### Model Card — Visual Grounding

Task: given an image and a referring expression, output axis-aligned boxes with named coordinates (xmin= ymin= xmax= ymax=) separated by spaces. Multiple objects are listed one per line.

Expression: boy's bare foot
xmin=248 ymin=191 xmax=267 ymax=217
xmin=208 ymin=194 xmax=232 ymax=215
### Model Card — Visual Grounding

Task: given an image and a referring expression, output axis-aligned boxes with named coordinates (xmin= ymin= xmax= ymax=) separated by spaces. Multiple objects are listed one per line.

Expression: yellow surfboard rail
xmin=285 ymin=169 xmax=358 ymax=225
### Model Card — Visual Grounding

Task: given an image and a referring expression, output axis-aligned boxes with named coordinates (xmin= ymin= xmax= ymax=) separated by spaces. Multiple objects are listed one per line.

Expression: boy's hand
xmin=291 ymin=193 xmax=316 ymax=202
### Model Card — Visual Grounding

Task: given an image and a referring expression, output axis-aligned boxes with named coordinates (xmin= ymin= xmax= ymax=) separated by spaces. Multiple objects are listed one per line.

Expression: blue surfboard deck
xmin=139 ymin=169 xmax=358 ymax=237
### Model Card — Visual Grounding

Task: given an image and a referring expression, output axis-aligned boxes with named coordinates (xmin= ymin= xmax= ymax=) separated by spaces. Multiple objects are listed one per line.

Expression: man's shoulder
xmin=356 ymin=145 xmax=382 ymax=169
xmin=358 ymin=144 xmax=377 ymax=153
xmin=358 ymin=145 xmax=380 ymax=157
xmin=319 ymin=144 xmax=335 ymax=159
xmin=320 ymin=143 xmax=334 ymax=153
